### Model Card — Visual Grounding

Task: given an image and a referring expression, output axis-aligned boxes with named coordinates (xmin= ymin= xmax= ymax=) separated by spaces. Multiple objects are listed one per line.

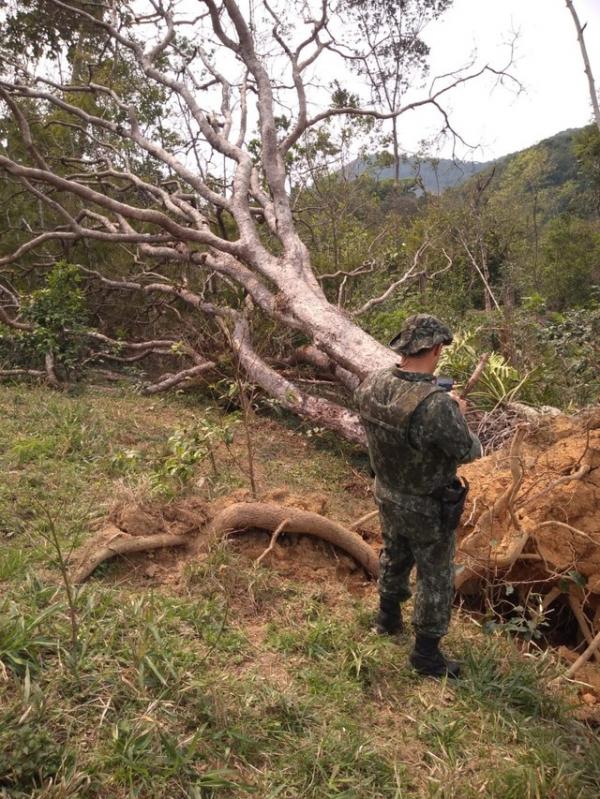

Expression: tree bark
xmin=229 ymin=316 xmax=368 ymax=446
xmin=566 ymin=0 xmax=600 ymax=133
xmin=210 ymin=502 xmax=380 ymax=577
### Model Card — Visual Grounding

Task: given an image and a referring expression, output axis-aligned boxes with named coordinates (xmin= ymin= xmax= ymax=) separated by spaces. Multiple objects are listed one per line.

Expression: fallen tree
xmin=0 ymin=0 xmax=517 ymax=441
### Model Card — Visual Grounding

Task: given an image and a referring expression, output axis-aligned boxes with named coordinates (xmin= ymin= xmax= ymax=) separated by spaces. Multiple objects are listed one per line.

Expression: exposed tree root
xmin=72 ymin=525 xmax=188 ymax=583
xmin=71 ymin=502 xmax=380 ymax=583
xmin=349 ymin=509 xmax=379 ymax=530
xmin=542 ymin=586 xmax=562 ymax=611
xmin=210 ymin=502 xmax=380 ymax=578
xmin=458 ymin=413 xmax=600 ymax=691
xmin=568 ymin=590 xmax=600 ymax=665
xmin=456 ymin=427 xmax=528 ymax=590
xmin=563 ymin=629 xmax=600 ymax=681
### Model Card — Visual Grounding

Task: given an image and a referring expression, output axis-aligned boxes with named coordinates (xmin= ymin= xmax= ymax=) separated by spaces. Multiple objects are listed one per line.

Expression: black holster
xmin=432 ymin=477 xmax=469 ymax=532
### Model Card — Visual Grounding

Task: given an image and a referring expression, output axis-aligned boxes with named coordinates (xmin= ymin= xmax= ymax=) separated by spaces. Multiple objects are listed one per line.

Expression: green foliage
xmin=522 ymin=292 xmax=547 ymax=313
xmin=1 ymin=0 xmax=104 ymax=61
xmin=0 ymin=261 xmax=88 ymax=373
xmin=10 ymin=434 xmax=59 ymax=465
xmin=148 ymin=426 xmax=217 ymax=496
xmin=0 ymin=706 xmax=66 ymax=789
xmin=0 ymin=593 xmax=59 ymax=673
xmin=481 ymin=588 xmax=551 ymax=642
xmin=363 ymin=307 xmax=410 ymax=344
xmin=110 ymin=415 xmax=238 ymax=497
xmin=458 ymin=638 xmax=562 ymax=720
xmin=23 ymin=260 xmax=87 ymax=331
xmin=438 ymin=330 xmax=530 ymax=409
xmin=573 ymin=124 xmax=600 ymax=213
xmin=539 ymin=215 xmax=600 ymax=308
xmin=330 ymin=81 xmax=360 ymax=109
xmin=151 ymin=428 xmax=212 ymax=489
xmin=106 ymin=719 xmax=242 ymax=794
xmin=533 ymin=307 xmax=600 ymax=406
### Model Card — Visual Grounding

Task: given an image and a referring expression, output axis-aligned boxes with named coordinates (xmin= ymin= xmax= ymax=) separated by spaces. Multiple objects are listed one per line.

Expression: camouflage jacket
xmin=355 ymin=367 xmax=482 ymax=508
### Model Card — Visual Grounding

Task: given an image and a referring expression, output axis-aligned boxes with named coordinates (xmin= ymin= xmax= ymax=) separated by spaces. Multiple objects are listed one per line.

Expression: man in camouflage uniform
xmin=355 ymin=314 xmax=482 ymax=678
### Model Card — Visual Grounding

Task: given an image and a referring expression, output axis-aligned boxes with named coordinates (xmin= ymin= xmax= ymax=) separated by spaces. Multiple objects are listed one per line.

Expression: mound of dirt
xmin=457 ymin=408 xmax=600 ymax=704
xmin=109 ymin=496 xmax=210 ymax=536
xmin=458 ymin=408 xmax=600 ymax=599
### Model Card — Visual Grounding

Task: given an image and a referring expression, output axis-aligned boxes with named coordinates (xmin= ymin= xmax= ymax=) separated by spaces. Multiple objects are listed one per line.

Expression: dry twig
xmin=349 ymin=509 xmax=378 ymax=530
xmin=563 ymin=628 xmax=600 ymax=680
xmin=460 ymin=353 xmax=490 ymax=399
xmin=255 ymin=518 xmax=289 ymax=565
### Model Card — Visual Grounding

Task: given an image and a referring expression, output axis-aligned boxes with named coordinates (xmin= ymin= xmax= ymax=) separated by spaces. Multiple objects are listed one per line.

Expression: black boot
xmin=409 ymin=634 xmax=460 ymax=679
xmin=374 ymin=596 xmax=404 ymax=636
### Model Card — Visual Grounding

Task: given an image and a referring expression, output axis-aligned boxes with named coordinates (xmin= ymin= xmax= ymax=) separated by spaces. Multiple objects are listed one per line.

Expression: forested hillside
xmin=460 ymin=126 xmax=600 ymax=221
xmin=343 ymin=126 xmax=594 ymax=198
xmin=294 ymin=122 xmax=600 ymax=409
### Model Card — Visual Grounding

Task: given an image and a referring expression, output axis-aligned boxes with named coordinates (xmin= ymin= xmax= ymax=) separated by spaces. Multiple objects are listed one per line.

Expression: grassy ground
xmin=1 ymin=384 xmax=599 ymax=798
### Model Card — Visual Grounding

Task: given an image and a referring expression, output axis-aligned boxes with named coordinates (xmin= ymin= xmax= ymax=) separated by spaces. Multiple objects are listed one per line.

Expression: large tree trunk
xmin=566 ymin=0 xmax=600 ymax=133
xmin=281 ymin=279 xmax=396 ymax=378
xmin=230 ymin=316 xmax=370 ymax=446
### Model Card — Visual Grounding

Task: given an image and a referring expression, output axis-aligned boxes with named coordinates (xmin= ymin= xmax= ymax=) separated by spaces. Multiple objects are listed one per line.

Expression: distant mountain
xmin=347 ymin=126 xmax=592 ymax=196
xmin=346 ymin=154 xmax=495 ymax=193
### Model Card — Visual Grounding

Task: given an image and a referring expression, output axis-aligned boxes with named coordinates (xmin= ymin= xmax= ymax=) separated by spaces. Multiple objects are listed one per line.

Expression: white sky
xmin=408 ymin=0 xmax=600 ymax=160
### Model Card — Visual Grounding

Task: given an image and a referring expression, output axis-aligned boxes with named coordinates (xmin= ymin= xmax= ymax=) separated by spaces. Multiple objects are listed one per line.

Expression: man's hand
xmin=449 ymin=390 xmax=467 ymax=416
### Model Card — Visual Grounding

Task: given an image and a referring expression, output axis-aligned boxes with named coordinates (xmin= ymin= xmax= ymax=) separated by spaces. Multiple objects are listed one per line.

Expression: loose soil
xmin=458 ymin=408 xmax=600 ymax=605
xmin=72 ymin=488 xmax=375 ymax=595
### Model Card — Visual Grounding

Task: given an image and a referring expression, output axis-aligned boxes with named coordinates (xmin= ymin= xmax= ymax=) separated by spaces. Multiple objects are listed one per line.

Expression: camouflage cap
xmin=389 ymin=314 xmax=453 ymax=356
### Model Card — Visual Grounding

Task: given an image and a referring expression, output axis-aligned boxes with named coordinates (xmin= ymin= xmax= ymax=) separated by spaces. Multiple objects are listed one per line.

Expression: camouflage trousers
xmin=376 ymin=497 xmax=456 ymax=638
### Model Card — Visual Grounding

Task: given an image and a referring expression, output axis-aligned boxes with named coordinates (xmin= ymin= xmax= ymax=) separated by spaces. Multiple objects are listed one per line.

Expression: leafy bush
xmin=533 ymin=307 xmax=600 ymax=407
xmin=438 ymin=329 xmax=531 ymax=409
xmin=539 ymin=215 xmax=600 ymax=309
xmin=522 ymin=292 xmax=547 ymax=314
xmin=110 ymin=415 xmax=238 ymax=496
xmin=0 ymin=712 xmax=65 ymax=789
xmin=0 ymin=261 xmax=88 ymax=373
xmin=362 ymin=307 xmax=409 ymax=344
xmin=148 ymin=426 xmax=217 ymax=494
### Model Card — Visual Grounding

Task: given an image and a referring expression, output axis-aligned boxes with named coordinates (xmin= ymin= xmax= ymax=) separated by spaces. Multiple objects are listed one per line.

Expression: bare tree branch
xmin=354 ymin=239 xmax=432 ymax=316
xmin=142 ymin=361 xmax=216 ymax=394
xmin=565 ymin=0 xmax=600 ymax=132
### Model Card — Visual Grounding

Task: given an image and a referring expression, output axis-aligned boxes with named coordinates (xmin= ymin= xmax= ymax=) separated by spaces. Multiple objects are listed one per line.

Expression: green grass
xmin=0 ymin=385 xmax=598 ymax=798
